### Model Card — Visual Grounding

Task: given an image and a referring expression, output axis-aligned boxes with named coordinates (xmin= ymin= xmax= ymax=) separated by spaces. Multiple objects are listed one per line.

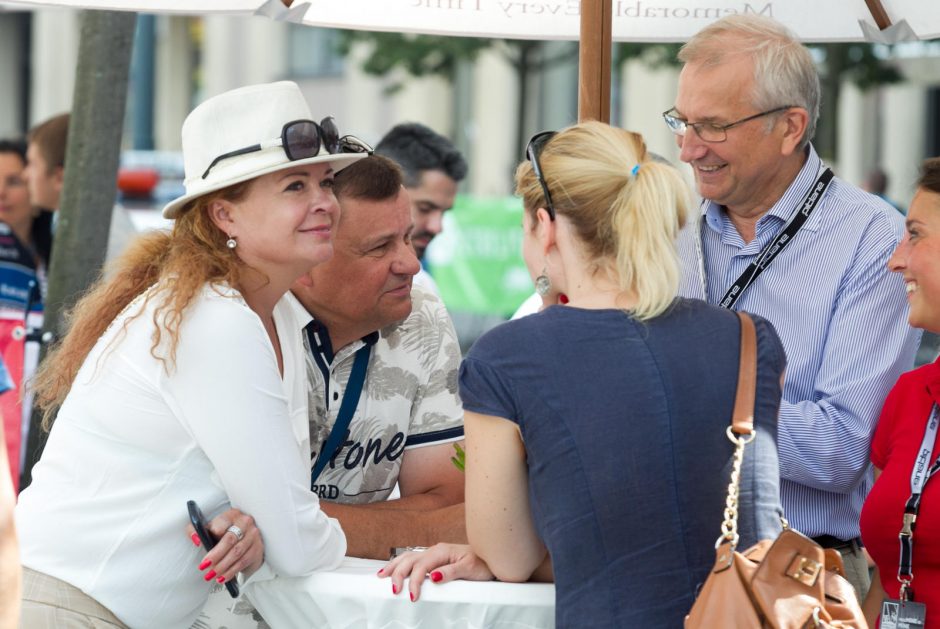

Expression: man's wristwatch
xmin=389 ymin=546 xmax=428 ymax=560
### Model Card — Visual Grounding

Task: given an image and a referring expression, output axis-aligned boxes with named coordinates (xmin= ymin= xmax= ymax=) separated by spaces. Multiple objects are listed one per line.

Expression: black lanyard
xmin=712 ymin=168 xmax=834 ymax=310
xmin=897 ymin=404 xmax=940 ymax=601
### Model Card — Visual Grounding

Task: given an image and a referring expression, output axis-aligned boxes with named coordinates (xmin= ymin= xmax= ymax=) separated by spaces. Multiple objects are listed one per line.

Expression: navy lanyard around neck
xmin=307 ymin=334 xmax=372 ymax=487
xmin=695 ymin=167 xmax=834 ymax=310
xmin=897 ymin=403 xmax=940 ymax=601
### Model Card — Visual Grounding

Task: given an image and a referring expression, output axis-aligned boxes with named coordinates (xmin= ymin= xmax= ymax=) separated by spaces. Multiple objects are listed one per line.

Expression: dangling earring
xmin=226 ymin=236 xmax=237 ymax=249
xmin=535 ymin=267 xmax=551 ymax=296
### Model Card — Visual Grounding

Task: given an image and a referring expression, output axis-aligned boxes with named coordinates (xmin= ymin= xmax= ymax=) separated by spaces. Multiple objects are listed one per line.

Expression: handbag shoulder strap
xmin=716 ymin=311 xmax=759 ymax=550
xmin=731 ymin=311 xmax=757 ymax=437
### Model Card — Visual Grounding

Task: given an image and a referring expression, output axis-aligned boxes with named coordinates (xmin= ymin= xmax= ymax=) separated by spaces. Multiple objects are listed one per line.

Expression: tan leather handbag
xmin=685 ymin=312 xmax=868 ymax=629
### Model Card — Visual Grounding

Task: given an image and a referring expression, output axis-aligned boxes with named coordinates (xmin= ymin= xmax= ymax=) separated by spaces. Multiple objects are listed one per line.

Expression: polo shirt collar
xmin=305 ymin=318 xmax=378 ymax=365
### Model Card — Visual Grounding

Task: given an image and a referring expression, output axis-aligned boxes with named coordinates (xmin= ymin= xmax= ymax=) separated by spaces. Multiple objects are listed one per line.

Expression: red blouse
xmin=860 ymin=358 xmax=940 ymax=626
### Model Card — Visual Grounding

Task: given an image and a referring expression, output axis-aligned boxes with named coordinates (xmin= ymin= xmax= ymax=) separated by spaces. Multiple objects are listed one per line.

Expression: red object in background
xmin=117 ymin=168 xmax=160 ymax=198
xmin=0 ymin=319 xmax=25 ymax=494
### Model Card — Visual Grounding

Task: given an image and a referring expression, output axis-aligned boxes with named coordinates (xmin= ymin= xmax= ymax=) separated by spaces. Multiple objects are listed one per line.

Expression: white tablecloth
xmin=245 ymin=557 xmax=555 ymax=629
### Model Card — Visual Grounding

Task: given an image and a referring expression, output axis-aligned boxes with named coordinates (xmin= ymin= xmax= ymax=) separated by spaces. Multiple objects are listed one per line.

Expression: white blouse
xmin=16 ymin=283 xmax=345 ymax=629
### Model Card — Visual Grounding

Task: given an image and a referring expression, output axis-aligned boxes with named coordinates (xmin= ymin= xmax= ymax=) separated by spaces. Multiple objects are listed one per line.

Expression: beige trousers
xmin=19 ymin=567 xmax=129 ymax=629
xmin=837 ymin=543 xmax=871 ymax=604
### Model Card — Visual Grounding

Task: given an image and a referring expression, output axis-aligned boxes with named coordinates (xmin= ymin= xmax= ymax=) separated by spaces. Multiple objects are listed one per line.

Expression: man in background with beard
xmin=375 ymin=123 xmax=467 ymax=294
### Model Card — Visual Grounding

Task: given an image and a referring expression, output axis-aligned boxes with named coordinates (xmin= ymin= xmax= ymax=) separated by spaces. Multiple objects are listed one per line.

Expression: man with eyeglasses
xmin=669 ymin=14 xmax=918 ymax=601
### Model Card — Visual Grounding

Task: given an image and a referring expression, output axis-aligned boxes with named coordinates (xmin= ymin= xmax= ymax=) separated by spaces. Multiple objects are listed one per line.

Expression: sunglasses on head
xmin=525 ymin=130 xmax=558 ymax=221
xmin=201 ymin=117 xmax=372 ymax=180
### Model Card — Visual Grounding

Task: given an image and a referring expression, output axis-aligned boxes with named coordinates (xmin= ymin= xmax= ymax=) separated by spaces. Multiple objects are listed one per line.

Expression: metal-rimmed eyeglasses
xmin=525 ymin=130 xmax=558 ymax=221
xmin=661 ymin=106 xmax=795 ymax=143
xmin=201 ymin=117 xmax=372 ymax=180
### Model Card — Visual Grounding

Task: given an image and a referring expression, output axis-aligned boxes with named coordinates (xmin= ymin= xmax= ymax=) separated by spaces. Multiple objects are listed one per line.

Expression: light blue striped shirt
xmin=677 ymin=145 xmax=920 ymax=540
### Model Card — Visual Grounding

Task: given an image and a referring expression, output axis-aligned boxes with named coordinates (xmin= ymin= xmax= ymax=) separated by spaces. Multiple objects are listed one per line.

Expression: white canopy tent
xmin=4 ymin=0 xmax=938 ymax=43
xmin=300 ymin=0 xmax=933 ymax=44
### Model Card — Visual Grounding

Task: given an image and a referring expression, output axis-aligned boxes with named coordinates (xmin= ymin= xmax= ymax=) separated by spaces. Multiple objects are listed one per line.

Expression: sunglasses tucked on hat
xmin=162 ymin=81 xmax=370 ymax=219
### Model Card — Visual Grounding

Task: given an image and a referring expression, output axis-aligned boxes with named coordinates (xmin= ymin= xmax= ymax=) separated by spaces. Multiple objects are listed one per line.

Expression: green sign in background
xmin=424 ymin=196 xmax=533 ymax=317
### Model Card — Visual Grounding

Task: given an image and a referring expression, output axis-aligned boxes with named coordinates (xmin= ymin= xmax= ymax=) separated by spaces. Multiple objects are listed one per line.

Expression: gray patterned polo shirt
xmin=305 ymin=282 xmax=464 ymax=504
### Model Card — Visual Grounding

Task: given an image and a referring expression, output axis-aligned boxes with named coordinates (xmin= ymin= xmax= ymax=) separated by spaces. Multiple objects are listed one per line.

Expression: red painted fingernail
xmin=198 ymin=559 xmax=212 ymax=571
xmin=559 ymin=294 xmax=569 ymax=304
xmin=191 ymin=533 xmax=201 ymax=547
xmin=204 ymin=570 xmax=217 ymax=581
xmin=430 ymin=571 xmax=443 ymax=583
xmin=410 ymin=592 xmax=416 ymax=602
xmin=377 ymin=568 xmax=384 ymax=576
xmin=216 ymin=576 xmax=226 ymax=584
xmin=392 ymin=584 xmax=398 ymax=594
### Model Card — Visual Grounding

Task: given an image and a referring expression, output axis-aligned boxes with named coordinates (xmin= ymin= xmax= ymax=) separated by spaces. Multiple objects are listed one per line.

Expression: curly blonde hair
xmin=515 ymin=121 xmax=691 ymax=320
xmin=31 ymin=181 xmax=251 ymax=427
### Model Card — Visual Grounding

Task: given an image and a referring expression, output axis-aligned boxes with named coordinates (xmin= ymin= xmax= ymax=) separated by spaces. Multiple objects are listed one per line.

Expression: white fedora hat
xmin=162 ymin=81 xmax=366 ymax=219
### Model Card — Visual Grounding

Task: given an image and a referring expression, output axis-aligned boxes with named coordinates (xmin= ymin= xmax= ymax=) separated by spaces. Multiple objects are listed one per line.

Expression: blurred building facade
xmin=1 ymin=7 xmax=939 ymax=205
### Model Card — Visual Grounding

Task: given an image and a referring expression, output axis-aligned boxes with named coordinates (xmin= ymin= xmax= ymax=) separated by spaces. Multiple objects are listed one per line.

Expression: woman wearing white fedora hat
xmin=14 ymin=81 xmax=370 ymax=628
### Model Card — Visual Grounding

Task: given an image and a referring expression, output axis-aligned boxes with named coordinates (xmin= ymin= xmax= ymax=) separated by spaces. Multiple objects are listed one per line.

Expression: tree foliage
xmin=335 ymin=31 xmax=904 ymax=162
xmin=615 ymin=43 xmax=682 ymax=70
xmin=817 ymin=43 xmax=903 ymax=90
xmin=336 ymin=31 xmax=577 ymax=90
xmin=812 ymin=43 xmax=903 ymax=159
xmin=336 ymin=31 xmax=578 ymax=155
xmin=336 ymin=31 xmax=492 ymax=85
xmin=616 ymin=42 xmax=902 ymax=91
xmin=339 ymin=31 xmax=902 ymax=93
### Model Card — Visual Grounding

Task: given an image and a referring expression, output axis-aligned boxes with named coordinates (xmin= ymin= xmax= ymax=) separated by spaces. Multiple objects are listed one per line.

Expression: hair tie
xmin=631 ymin=164 xmax=641 ymax=177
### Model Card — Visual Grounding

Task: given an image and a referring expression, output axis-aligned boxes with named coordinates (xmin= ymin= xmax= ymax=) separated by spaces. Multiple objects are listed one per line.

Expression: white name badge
xmin=881 ymin=599 xmax=927 ymax=629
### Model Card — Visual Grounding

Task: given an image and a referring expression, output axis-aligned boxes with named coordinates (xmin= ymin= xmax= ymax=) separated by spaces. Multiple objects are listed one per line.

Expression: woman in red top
xmin=861 ymin=157 xmax=940 ymax=628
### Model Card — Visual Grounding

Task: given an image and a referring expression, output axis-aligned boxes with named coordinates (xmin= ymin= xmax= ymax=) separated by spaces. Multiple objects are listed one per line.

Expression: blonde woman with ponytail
xmin=15 ymin=82 xmax=369 ymax=628
xmin=381 ymin=122 xmax=787 ymax=627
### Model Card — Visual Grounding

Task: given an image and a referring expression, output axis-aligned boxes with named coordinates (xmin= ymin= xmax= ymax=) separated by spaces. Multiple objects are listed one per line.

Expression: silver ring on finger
xmin=226 ymin=525 xmax=245 ymax=542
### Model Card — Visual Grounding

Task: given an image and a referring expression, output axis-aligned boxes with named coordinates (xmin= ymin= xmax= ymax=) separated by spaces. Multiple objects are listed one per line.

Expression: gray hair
xmin=678 ymin=14 xmax=820 ymax=150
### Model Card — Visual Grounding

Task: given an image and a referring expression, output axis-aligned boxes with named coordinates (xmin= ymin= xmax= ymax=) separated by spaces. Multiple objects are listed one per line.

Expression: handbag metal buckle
xmin=787 ymin=555 xmax=822 ymax=587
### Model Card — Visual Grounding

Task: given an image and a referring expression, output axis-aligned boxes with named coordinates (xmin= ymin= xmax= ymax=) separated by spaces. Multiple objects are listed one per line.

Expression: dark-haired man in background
xmin=375 ymin=123 xmax=467 ymax=294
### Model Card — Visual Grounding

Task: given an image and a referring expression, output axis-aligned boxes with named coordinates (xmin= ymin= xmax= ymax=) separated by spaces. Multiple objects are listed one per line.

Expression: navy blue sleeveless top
xmin=460 ymin=298 xmax=786 ymax=628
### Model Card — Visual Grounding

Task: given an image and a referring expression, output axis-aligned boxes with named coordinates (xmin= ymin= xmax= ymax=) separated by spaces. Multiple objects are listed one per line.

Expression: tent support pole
xmin=864 ymin=0 xmax=892 ymax=30
xmin=578 ymin=0 xmax=612 ymax=123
